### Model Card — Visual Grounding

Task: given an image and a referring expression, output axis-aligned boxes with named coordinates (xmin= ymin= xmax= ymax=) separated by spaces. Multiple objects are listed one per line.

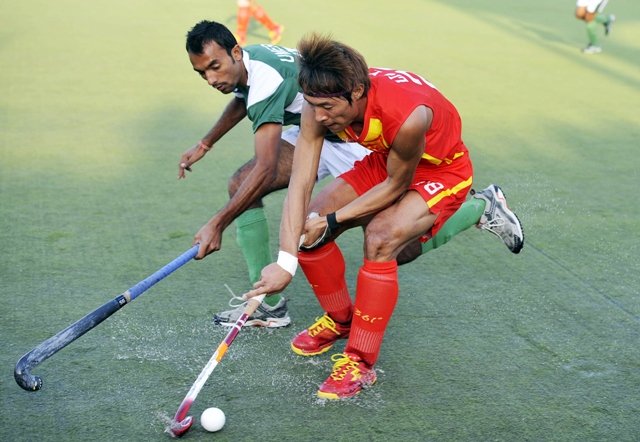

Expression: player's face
xmin=303 ymin=95 xmax=360 ymax=133
xmin=189 ymin=41 xmax=245 ymax=94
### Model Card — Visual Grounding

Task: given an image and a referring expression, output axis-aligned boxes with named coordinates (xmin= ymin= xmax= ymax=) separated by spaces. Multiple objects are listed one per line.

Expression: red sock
xmin=298 ymin=242 xmax=352 ymax=324
xmin=345 ymin=259 xmax=398 ymax=366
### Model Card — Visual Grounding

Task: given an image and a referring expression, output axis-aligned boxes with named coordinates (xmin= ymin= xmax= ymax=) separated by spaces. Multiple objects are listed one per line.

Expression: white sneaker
xmin=473 ymin=184 xmax=524 ymax=254
xmin=582 ymin=44 xmax=603 ymax=54
xmin=213 ymin=295 xmax=291 ymax=328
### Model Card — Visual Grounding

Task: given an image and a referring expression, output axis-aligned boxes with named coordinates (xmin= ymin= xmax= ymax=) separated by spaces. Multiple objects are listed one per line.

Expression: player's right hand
xmin=243 ymin=262 xmax=293 ymax=299
xmin=178 ymin=142 xmax=210 ymax=179
xmin=193 ymin=219 xmax=223 ymax=259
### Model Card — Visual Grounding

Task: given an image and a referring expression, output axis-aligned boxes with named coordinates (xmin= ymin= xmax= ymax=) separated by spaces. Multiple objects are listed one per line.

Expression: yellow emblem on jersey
xmin=359 ymin=118 xmax=389 ymax=152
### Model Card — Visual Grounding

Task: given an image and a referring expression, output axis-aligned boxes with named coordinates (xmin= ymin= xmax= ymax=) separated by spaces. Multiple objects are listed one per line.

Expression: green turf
xmin=1 ymin=0 xmax=639 ymax=441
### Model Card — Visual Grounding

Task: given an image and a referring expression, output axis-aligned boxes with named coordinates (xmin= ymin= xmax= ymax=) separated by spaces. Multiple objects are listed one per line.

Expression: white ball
xmin=200 ymin=407 xmax=226 ymax=432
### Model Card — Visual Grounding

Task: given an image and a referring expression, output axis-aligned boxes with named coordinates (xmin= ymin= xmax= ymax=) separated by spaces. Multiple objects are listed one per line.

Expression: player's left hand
xmin=299 ymin=214 xmax=330 ymax=250
xmin=178 ymin=142 xmax=210 ymax=179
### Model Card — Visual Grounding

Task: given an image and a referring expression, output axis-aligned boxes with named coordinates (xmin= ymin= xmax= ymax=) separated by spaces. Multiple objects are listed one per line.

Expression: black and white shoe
xmin=604 ymin=14 xmax=616 ymax=36
xmin=213 ymin=295 xmax=291 ymax=328
xmin=472 ymin=184 xmax=524 ymax=254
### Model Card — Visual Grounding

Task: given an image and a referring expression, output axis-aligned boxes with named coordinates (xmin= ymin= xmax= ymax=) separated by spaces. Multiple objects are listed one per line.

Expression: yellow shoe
xmin=269 ymin=25 xmax=284 ymax=45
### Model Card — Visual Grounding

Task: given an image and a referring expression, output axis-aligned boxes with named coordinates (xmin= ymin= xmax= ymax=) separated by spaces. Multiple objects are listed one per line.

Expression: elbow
xmin=227 ymin=162 xmax=276 ymax=197
xmin=388 ymin=178 xmax=412 ymax=201
xmin=255 ymin=161 xmax=279 ymax=183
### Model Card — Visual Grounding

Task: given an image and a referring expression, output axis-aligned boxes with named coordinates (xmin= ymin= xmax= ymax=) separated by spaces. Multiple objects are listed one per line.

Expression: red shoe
xmin=317 ymin=353 xmax=377 ymax=400
xmin=291 ymin=313 xmax=349 ymax=356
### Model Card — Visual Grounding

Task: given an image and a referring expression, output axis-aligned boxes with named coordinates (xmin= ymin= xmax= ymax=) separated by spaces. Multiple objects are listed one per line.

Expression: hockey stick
xmin=14 ymin=245 xmax=199 ymax=391
xmin=168 ymin=293 xmax=266 ymax=438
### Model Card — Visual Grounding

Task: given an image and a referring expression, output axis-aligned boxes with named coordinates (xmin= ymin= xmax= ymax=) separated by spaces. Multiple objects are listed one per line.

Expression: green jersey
xmin=233 ymin=44 xmax=303 ymax=132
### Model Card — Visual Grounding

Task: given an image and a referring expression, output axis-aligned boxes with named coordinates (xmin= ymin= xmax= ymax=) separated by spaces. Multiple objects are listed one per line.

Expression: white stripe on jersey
xmin=241 ymin=51 xmax=283 ymax=109
xmin=284 ymin=92 xmax=304 ymax=115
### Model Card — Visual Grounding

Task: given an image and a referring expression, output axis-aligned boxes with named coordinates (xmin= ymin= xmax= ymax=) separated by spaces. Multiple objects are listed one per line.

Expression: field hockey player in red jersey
xmin=245 ymin=34 xmax=524 ymax=399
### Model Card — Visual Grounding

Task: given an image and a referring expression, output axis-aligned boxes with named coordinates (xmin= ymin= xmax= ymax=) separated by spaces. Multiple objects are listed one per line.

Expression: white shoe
xmin=604 ymin=15 xmax=615 ymax=36
xmin=582 ymin=44 xmax=603 ymax=54
xmin=213 ymin=295 xmax=291 ymax=328
xmin=473 ymin=185 xmax=524 ymax=254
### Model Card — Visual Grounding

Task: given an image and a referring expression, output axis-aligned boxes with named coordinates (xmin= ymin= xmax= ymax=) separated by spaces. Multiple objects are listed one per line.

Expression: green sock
xmin=421 ymin=197 xmax=485 ymax=254
xmin=235 ymin=208 xmax=280 ymax=306
xmin=586 ymin=20 xmax=599 ymax=45
xmin=595 ymin=13 xmax=609 ymax=25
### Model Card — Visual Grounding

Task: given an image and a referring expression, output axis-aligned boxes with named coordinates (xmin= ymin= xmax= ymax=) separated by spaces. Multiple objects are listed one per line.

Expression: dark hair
xmin=297 ymin=33 xmax=370 ymax=104
xmin=186 ymin=20 xmax=237 ymax=55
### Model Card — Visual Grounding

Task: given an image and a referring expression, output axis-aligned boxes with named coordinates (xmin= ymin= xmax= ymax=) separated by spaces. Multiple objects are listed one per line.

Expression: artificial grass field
xmin=1 ymin=0 xmax=639 ymax=440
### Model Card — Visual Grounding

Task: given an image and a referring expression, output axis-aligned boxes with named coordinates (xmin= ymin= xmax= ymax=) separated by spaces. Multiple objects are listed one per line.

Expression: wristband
xmin=277 ymin=250 xmax=298 ymax=276
xmin=326 ymin=212 xmax=340 ymax=233
xmin=198 ymin=140 xmax=212 ymax=152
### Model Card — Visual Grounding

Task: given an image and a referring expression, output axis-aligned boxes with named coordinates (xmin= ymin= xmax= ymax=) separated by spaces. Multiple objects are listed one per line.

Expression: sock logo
xmin=354 ymin=308 xmax=383 ymax=324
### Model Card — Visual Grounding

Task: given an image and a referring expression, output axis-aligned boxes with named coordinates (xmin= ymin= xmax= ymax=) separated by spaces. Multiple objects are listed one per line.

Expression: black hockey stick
xmin=14 ymin=245 xmax=199 ymax=391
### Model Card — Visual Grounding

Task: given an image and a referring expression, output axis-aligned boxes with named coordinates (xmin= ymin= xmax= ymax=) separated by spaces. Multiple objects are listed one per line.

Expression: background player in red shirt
xmin=245 ymin=34 xmax=522 ymax=399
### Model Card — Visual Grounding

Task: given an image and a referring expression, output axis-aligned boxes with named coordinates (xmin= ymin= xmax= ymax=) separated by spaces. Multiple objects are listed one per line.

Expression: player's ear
xmin=351 ymin=84 xmax=365 ymax=101
xmin=232 ymin=44 xmax=243 ymax=61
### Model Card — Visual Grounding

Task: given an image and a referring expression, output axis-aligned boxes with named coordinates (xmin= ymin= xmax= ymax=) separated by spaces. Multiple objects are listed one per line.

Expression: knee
xmin=576 ymin=9 xmax=594 ymax=21
xmin=227 ymin=171 xmax=243 ymax=198
xmin=363 ymin=226 xmax=401 ymax=261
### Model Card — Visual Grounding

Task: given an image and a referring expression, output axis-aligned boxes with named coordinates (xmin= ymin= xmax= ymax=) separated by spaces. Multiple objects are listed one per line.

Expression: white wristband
xmin=277 ymin=250 xmax=298 ymax=276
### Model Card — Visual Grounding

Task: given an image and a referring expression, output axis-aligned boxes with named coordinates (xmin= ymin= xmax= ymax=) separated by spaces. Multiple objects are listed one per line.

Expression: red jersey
xmin=336 ymin=67 xmax=469 ymax=168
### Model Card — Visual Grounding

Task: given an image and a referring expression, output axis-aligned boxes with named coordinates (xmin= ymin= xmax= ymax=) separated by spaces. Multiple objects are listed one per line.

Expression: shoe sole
xmin=510 ymin=211 xmax=524 ymax=254
xmin=495 ymin=187 xmax=525 ymax=254
xmin=214 ymin=316 xmax=291 ymax=328
xmin=290 ymin=341 xmax=334 ymax=357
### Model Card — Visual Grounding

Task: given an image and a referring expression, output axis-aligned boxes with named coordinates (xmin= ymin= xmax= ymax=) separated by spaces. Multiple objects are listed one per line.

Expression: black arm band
xmin=326 ymin=212 xmax=340 ymax=233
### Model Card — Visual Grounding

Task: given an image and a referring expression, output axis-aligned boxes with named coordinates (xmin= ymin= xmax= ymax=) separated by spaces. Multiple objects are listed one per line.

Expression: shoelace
xmin=225 ymin=284 xmax=247 ymax=308
xmin=308 ymin=314 xmax=339 ymax=337
xmin=328 ymin=353 xmax=361 ymax=381
xmin=479 ymin=216 xmax=506 ymax=234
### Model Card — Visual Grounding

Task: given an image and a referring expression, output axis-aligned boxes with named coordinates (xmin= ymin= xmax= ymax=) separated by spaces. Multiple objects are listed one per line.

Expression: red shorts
xmin=340 ymin=151 xmax=473 ymax=241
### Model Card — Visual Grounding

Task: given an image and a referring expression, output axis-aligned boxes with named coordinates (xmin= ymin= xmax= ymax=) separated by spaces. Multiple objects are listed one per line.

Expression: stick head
xmin=14 ymin=364 xmax=43 ymax=391
xmin=167 ymin=416 xmax=193 ymax=438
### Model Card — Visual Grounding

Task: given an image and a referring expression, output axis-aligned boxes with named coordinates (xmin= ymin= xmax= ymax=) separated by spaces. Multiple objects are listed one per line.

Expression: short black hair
xmin=186 ymin=20 xmax=237 ymax=55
